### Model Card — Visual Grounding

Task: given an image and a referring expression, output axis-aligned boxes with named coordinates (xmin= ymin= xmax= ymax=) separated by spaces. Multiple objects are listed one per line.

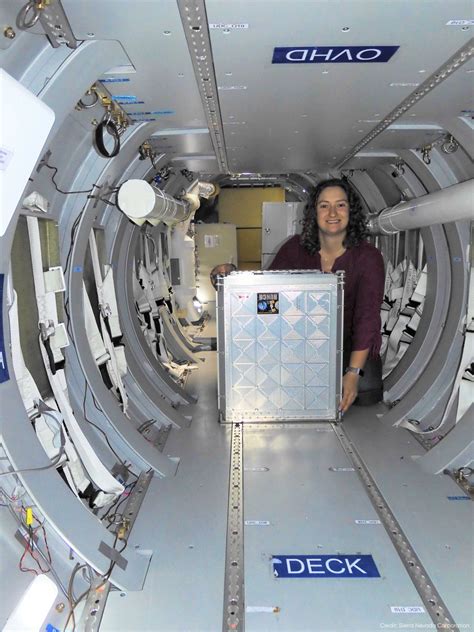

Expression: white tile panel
xmin=219 ymin=271 xmax=343 ymax=421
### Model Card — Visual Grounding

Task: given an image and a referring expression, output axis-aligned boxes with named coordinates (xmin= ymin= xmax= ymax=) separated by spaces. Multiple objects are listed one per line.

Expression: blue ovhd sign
xmin=272 ymin=555 xmax=380 ymax=578
xmin=272 ymin=46 xmax=399 ymax=64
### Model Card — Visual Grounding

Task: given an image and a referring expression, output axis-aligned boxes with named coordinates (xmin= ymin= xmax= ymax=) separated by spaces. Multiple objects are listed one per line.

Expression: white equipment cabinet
xmin=217 ymin=271 xmax=344 ymax=422
xmin=261 ymin=202 xmax=305 ymax=269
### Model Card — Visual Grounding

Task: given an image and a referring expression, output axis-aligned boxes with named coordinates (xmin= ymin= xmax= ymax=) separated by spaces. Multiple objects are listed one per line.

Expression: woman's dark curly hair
xmin=300 ymin=178 xmax=368 ymax=255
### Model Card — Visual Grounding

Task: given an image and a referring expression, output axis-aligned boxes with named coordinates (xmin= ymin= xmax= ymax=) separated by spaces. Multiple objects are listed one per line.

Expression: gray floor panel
xmin=243 ymin=423 xmax=433 ymax=632
xmin=101 ymin=353 xmax=231 ymax=632
xmin=343 ymin=408 xmax=474 ymax=628
xmin=100 ymin=350 xmax=473 ymax=632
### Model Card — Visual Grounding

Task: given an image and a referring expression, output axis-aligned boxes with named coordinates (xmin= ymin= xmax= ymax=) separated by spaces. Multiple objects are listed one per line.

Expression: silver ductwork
xmin=117 ymin=179 xmax=216 ymax=227
xmin=368 ymin=179 xmax=474 ymax=235
xmin=117 ymin=179 xmax=194 ymax=227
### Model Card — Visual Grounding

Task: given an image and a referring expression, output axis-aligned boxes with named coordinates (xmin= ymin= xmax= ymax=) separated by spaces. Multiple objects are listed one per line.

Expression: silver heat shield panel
xmin=217 ymin=271 xmax=344 ymax=423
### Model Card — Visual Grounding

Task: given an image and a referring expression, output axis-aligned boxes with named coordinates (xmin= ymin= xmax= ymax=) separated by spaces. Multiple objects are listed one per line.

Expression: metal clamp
xmin=441 ymin=134 xmax=459 ymax=154
xmin=456 ymin=466 xmax=473 ymax=481
xmin=17 ymin=0 xmax=78 ymax=48
xmin=39 ymin=322 xmax=57 ymax=375
xmin=77 ymin=89 xmax=99 ymax=110
xmin=138 ymin=141 xmax=158 ymax=166
xmin=419 ymin=145 xmax=432 ymax=165
xmin=395 ymin=160 xmax=405 ymax=175
xmin=17 ymin=1 xmax=41 ymax=29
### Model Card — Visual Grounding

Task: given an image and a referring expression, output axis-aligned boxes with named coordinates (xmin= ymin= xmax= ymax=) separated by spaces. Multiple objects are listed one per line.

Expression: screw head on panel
xmin=3 ymin=26 xmax=16 ymax=39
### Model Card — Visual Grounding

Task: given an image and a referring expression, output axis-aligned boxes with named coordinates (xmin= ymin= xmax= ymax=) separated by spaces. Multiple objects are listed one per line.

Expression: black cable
xmin=102 ymin=537 xmax=128 ymax=582
xmin=100 ymin=481 xmax=136 ymax=526
xmin=82 ymin=382 xmax=138 ymax=482
xmin=137 ymin=418 xmax=157 ymax=433
xmin=63 ymin=205 xmax=87 ymax=275
xmin=96 ymin=195 xmax=117 ymax=207
xmin=62 ymin=202 xmax=87 ymax=354
xmin=81 ymin=380 xmax=125 ymax=467
xmin=39 ymin=162 xmax=101 ymax=195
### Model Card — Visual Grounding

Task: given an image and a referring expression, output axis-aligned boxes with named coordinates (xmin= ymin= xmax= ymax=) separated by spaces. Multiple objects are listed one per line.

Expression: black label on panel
xmin=257 ymin=292 xmax=279 ymax=315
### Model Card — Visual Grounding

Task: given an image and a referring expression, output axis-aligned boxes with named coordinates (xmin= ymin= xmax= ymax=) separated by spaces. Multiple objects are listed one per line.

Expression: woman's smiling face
xmin=316 ymin=186 xmax=350 ymax=238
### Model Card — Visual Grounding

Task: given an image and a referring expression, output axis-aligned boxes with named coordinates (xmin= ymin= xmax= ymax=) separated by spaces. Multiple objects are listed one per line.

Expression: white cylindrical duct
xmin=369 ymin=179 xmax=474 ymax=235
xmin=117 ymin=179 xmax=192 ymax=227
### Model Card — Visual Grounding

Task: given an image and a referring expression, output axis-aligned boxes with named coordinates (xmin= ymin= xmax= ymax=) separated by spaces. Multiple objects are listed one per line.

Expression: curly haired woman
xmin=269 ymin=178 xmax=385 ymax=414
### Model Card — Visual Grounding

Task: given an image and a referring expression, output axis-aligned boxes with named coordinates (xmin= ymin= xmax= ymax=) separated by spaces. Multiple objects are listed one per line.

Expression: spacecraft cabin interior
xmin=0 ymin=1 xmax=473 ymax=631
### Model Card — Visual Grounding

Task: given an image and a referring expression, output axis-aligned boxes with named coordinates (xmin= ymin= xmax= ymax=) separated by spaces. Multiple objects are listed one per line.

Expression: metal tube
xmin=117 ymin=179 xmax=191 ymax=227
xmin=369 ymin=179 xmax=474 ymax=235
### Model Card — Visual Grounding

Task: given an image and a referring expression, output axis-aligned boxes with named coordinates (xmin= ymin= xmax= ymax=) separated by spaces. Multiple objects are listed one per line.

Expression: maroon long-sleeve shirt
xmin=268 ymin=236 xmax=385 ymax=356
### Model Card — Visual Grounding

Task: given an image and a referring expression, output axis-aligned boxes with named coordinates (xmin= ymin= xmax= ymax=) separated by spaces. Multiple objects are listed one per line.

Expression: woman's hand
xmin=339 ymin=372 xmax=360 ymax=414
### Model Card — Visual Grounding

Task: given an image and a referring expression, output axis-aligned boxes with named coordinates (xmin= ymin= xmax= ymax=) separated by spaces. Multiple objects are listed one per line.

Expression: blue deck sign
xmin=272 ymin=554 xmax=380 ymax=578
xmin=272 ymin=46 xmax=399 ymax=64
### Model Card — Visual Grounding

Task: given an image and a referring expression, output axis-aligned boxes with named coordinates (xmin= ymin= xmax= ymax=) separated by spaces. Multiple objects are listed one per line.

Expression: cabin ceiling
xmin=11 ymin=0 xmax=474 ymax=175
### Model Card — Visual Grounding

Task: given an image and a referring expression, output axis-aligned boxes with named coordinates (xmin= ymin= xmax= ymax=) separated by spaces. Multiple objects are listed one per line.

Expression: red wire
xmin=18 ymin=510 xmax=52 ymax=575
xmin=19 ymin=532 xmax=39 ymax=575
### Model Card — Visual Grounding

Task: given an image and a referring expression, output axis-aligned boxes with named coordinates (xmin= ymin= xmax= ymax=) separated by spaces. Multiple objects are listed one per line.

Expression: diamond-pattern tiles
xmin=281 ymin=364 xmax=305 ymax=387
xmin=307 ymin=292 xmax=331 ymax=315
xmin=225 ymin=281 xmax=339 ymax=421
xmin=256 ymin=364 xmax=280 ymax=386
xmin=232 ymin=387 xmax=257 ymax=410
xmin=256 ymin=340 xmax=280 ymax=365
xmin=233 ymin=339 xmax=257 ymax=364
xmin=231 ymin=292 xmax=254 ymax=316
xmin=279 ymin=291 xmax=306 ymax=315
xmin=256 ymin=315 xmax=280 ymax=340
xmin=258 ymin=375 xmax=280 ymax=404
xmin=232 ymin=315 xmax=256 ymax=340
xmin=281 ymin=339 xmax=305 ymax=364
xmin=305 ymin=364 xmax=329 ymax=386
xmin=305 ymin=386 xmax=329 ymax=409
xmin=281 ymin=387 xmax=305 ymax=410
xmin=232 ymin=364 xmax=256 ymax=388
xmin=305 ymin=339 xmax=330 ymax=363
xmin=306 ymin=315 xmax=330 ymax=339
xmin=281 ymin=316 xmax=306 ymax=340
